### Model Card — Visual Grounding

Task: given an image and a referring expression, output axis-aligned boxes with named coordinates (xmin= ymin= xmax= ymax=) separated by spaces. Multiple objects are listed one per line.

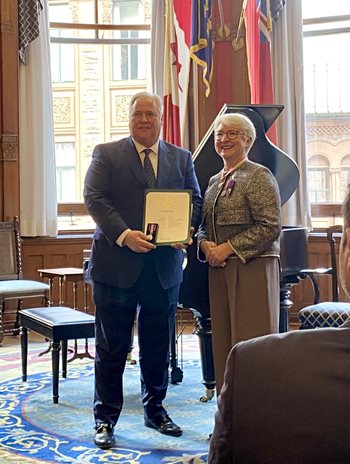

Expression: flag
xmin=190 ymin=0 xmax=214 ymax=98
xmin=162 ymin=0 xmax=213 ymax=146
xmin=163 ymin=0 xmax=192 ymax=146
xmin=244 ymin=0 xmax=277 ymax=143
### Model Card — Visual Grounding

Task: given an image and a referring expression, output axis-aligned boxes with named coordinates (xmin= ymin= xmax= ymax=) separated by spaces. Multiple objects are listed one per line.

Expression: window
xmin=55 ymin=141 xmax=76 ymax=202
xmin=112 ymin=1 xmax=147 ymax=81
xmin=302 ymin=0 xmax=350 ymax=228
xmin=340 ymin=156 xmax=350 ymax=198
xmin=308 ymin=168 xmax=329 ymax=203
xmin=48 ymin=0 xmax=151 ymax=231
xmin=49 ymin=3 xmax=74 ymax=83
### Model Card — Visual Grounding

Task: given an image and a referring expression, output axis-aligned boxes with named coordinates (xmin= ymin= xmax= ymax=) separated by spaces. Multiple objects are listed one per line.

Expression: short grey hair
xmin=213 ymin=113 xmax=256 ymax=151
xmin=129 ymin=91 xmax=163 ymax=118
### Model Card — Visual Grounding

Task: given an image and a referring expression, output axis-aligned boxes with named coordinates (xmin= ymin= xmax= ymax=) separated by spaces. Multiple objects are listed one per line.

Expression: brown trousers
xmin=209 ymin=256 xmax=280 ymax=395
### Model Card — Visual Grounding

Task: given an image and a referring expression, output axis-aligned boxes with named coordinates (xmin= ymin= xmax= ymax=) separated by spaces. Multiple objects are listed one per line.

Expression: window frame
xmin=49 ymin=0 xmax=151 ymax=233
xmin=303 ymin=12 xmax=350 ymax=226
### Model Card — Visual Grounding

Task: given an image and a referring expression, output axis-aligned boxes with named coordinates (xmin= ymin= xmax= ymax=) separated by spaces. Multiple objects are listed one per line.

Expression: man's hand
xmin=171 ymin=226 xmax=195 ymax=249
xmin=123 ymin=230 xmax=156 ymax=253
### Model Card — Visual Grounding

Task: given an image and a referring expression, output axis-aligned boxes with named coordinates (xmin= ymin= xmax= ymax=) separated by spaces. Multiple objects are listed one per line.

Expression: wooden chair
xmin=298 ymin=226 xmax=350 ymax=329
xmin=0 ymin=217 xmax=50 ymax=345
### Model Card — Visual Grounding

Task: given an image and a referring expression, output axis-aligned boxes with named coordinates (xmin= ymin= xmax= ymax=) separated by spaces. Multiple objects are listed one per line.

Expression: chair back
xmin=327 ymin=226 xmax=340 ymax=302
xmin=0 ymin=217 xmax=22 ymax=281
xmin=298 ymin=225 xmax=350 ymax=330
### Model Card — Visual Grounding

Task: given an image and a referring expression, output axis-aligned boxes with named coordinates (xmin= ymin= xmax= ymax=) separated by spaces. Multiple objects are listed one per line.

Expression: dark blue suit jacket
xmin=84 ymin=137 xmax=202 ymax=289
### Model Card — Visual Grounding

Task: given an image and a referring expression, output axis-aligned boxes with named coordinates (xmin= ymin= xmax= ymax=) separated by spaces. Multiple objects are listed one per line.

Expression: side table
xmin=37 ymin=267 xmax=93 ymax=361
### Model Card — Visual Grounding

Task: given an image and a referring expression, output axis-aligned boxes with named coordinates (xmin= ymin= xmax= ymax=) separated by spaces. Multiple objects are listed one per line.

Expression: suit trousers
xmin=92 ymin=256 xmax=179 ymax=426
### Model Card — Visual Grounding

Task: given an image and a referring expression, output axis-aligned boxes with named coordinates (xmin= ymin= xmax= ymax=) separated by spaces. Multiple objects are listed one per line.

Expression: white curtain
xmin=19 ymin=0 xmax=57 ymax=237
xmin=151 ymin=1 xmax=165 ymax=99
xmin=272 ymin=0 xmax=312 ymax=229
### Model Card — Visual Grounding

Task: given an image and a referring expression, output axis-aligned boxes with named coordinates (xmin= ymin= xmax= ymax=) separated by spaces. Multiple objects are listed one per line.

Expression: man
xmin=84 ymin=91 xmax=202 ymax=449
xmin=208 ymin=185 xmax=350 ymax=464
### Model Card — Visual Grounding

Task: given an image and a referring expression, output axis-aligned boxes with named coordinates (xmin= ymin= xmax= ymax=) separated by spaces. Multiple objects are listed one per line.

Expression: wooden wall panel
xmin=21 ymin=233 xmax=347 ymax=322
xmin=0 ymin=236 xmax=91 ymax=332
xmin=21 ymin=236 xmax=93 ymax=310
xmin=0 ymin=0 xmax=20 ymax=221
xmin=2 ymin=235 xmax=93 ymax=331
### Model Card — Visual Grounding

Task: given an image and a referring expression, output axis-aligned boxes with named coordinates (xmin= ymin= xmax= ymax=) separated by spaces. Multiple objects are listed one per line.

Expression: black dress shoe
xmin=94 ymin=423 xmax=115 ymax=449
xmin=145 ymin=414 xmax=183 ymax=437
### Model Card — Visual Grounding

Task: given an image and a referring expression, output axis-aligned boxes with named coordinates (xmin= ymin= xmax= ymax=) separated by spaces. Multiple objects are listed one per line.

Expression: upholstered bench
xmin=299 ymin=302 xmax=350 ymax=329
xmin=19 ymin=306 xmax=95 ymax=403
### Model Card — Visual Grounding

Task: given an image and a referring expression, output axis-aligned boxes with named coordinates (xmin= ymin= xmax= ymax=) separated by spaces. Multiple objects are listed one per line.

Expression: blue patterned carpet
xmin=0 ymin=336 xmax=215 ymax=463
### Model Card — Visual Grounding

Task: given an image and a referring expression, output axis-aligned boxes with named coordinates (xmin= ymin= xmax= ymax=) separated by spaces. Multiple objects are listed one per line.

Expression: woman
xmin=198 ymin=112 xmax=281 ymax=395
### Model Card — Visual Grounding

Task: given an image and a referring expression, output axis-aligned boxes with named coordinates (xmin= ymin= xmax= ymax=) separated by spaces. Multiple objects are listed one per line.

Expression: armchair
xmin=0 ymin=217 xmax=49 ymax=345
xmin=298 ymin=226 xmax=350 ymax=329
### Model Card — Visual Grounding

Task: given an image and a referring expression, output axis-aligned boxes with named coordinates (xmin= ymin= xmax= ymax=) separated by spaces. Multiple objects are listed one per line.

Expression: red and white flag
xmin=163 ymin=0 xmax=192 ymax=147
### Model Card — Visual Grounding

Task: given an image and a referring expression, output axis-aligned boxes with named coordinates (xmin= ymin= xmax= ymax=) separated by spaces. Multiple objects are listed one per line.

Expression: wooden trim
xmin=50 ymin=22 xmax=150 ymax=31
xmin=57 ymin=203 xmax=88 ymax=216
xmin=303 ymin=15 xmax=350 ymax=25
xmin=0 ymin=0 xmax=20 ymax=220
xmin=57 ymin=203 xmax=342 ymax=221
xmin=0 ymin=134 xmax=18 ymax=161
xmin=58 ymin=203 xmax=342 ymax=221
xmin=311 ymin=203 xmax=342 ymax=218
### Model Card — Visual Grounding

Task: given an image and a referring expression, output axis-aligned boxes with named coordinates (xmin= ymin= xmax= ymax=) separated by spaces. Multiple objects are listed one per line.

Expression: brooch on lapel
xmin=220 ymin=174 xmax=236 ymax=197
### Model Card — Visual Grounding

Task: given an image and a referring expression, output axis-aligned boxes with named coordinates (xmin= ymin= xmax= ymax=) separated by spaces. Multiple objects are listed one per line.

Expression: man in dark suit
xmin=84 ymin=91 xmax=202 ymax=449
xmin=208 ymin=186 xmax=350 ymax=464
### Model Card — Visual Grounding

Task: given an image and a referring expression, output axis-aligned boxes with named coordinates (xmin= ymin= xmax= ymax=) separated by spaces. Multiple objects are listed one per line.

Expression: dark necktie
xmin=143 ymin=149 xmax=156 ymax=189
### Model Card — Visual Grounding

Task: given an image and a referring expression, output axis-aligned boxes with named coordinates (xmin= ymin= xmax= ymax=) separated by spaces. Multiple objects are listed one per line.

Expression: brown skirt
xmin=209 ymin=256 xmax=280 ymax=395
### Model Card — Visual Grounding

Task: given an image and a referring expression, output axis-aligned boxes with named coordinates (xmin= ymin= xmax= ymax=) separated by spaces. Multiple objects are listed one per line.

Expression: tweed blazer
xmin=197 ymin=160 xmax=281 ymax=263
xmin=84 ymin=136 xmax=202 ymax=289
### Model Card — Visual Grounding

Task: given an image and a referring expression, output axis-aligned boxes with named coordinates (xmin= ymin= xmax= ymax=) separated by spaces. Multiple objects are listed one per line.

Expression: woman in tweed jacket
xmin=197 ymin=112 xmax=281 ymax=395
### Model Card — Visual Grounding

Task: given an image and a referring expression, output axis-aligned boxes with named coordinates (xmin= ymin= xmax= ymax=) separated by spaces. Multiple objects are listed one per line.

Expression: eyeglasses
xmin=214 ymin=130 xmax=245 ymax=141
xmin=132 ymin=111 xmax=159 ymax=120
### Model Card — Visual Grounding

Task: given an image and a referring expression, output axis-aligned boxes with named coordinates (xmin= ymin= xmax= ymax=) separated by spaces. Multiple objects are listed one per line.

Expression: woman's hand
xmin=205 ymin=242 xmax=233 ymax=267
xmin=200 ymin=240 xmax=224 ymax=266
xmin=200 ymin=240 xmax=216 ymax=255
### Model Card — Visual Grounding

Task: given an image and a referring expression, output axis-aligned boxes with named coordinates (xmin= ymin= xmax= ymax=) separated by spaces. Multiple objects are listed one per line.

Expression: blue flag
xmin=190 ymin=0 xmax=213 ymax=97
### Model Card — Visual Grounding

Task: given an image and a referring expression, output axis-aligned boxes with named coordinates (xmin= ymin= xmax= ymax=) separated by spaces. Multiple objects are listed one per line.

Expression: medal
xmin=221 ymin=174 xmax=236 ymax=196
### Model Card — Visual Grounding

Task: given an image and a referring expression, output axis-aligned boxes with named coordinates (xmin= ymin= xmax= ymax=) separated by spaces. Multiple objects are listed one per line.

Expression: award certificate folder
xmin=143 ymin=190 xmax=192 ymax=245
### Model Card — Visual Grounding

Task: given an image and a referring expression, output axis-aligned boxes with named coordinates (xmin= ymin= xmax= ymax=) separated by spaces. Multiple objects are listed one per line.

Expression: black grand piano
xmin=178 ymin=104 xmax=308 ymax=401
